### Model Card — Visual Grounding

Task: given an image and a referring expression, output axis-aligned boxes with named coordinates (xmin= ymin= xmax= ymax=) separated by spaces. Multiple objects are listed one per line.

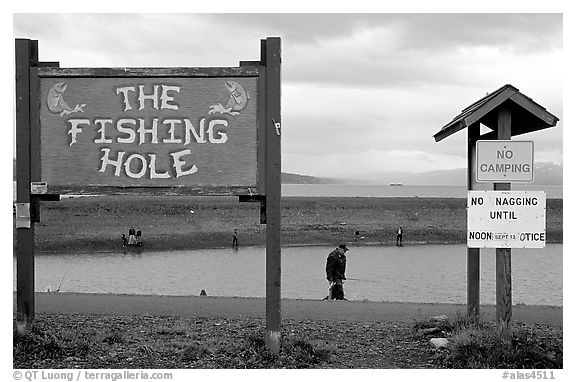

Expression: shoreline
xmin=21 ymin=195 xmax=562 ymax=254
xmin=32 ymin=239 xmax=564 ymax=256
xmin=17 ymin=292 xmax=563 ymax=327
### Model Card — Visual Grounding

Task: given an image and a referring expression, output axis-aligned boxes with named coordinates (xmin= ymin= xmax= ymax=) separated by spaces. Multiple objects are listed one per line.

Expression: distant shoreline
xmin=13 ymin=181 xmax=564 ymax=199
xmin=19 ymin=195 xmax=562 ymax=255
xmin=281 ymin=183 xmax=563 ymax=199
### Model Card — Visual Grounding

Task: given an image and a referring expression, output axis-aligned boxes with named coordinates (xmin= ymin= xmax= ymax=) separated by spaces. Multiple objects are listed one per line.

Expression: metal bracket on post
xmin=15 ymin=203 xmax=31 ymax=229
xmin=30 ymin=182 xmax=60 ymax=222
xmin=238 ymin=194 xmax=266 ymax=224
xmin=272 ymin=119 xmax=281 ymax=136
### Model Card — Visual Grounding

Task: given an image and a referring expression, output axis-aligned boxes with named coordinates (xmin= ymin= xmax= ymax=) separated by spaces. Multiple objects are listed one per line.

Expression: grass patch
xmin=13 ymin=320 xmax=100 ymax=362
xmin=102 ymin=331 xmax=124 ymax=345
xmin=180 ymin=342 xmax=211 ymax=362
xmin=413 ymin=312 xmax=476 ymax=336
xmin=412 ymin=314 xmax=562 ymax=369
xmin=220 ymin=334 xmax=333 ymax=368
xmin=156 ymin=326 xmax=187 ymax=336
xmin=14 ymin=316 xmax=335 ymax=369
xmin=14 ymin=313 xmax=560 ymax=369
xmin=439 ymin=321 xmax=562 ymax=368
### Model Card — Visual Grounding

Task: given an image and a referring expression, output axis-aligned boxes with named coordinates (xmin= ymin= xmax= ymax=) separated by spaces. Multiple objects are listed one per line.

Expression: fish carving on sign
xmin=209 ymin=81 xmax=249 ymax=116
xmin=46 ymin=82 xmax=86 ymax=117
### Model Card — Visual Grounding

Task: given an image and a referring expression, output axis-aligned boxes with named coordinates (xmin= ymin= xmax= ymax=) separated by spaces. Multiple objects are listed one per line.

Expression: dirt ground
xmin=13 ymin=293 xmax=562 ymax=369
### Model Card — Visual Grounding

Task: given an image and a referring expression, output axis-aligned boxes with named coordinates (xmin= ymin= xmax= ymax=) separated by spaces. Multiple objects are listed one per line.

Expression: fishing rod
xmin=345 ymin=277 xmax=381 ymax=284
xmin=56 ymin=269 xmax=68 ymax=292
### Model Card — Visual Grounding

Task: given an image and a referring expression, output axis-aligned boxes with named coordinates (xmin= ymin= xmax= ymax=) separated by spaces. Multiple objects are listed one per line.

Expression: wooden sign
xmin=16 ymin=38 xmax=282 ymax=354
xmin=38 ymin=69 xmax=260 ymax=194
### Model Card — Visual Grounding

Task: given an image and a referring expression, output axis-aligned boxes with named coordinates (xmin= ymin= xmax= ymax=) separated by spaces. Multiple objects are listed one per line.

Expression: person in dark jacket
xmin=232 ymin=228 xmax=238 ymax=248
xmin=128 ymin=226 xmax=136 ymax=245
xmin=396 ymin=226 xmax=403 ymax=246
xmin=324 ymin=244 xmax=349 ymax=300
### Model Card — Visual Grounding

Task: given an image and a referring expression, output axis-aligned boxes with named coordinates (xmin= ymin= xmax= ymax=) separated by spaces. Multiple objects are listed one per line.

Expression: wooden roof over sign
xmin=433 ymin=84 xmax=559 ymax=142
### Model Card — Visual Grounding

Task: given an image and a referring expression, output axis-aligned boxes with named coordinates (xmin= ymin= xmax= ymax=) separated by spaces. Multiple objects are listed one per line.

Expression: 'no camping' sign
xmin=476 ymin=140 xmax=534 ymax=183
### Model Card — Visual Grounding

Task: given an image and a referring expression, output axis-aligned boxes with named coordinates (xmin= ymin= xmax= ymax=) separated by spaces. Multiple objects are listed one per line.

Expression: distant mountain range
xmin=282 ymin=162 xmax=562 ymax=186
xmin=281 ymin=172 xmax=345 ymax=184
xmin=12 ymin=160 xmax=561 ymax=186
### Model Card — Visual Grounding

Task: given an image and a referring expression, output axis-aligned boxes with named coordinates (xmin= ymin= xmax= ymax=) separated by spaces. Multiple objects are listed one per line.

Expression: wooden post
xmin=262 ymin=37 xmax=282 ymax=354
xmin=15 ymin=38 xmax=38 ymax=334
xmin=467 ymin=123 xmax=481 ymax=320
xmin=495 ymin=106 xmax=512 ymax=345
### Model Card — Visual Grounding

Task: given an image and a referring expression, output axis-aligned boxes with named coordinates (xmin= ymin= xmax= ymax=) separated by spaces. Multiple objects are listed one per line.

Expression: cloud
xmin=283 ymin=148 xmax=467 ymax=179
xmin=13 ymin=14 xmax=264 ymax=67
xmin=200 ymin=13 xmax=562 ymax=89
xmin=390 ymin=13 xmax=562 ymax=53
xmin=16 ymin=13 xmax=561 ymax=88
xmin=11 ymin=13 xmax=563 ymax=179
xmin=208 ymin=13 xmax=562 ymax=52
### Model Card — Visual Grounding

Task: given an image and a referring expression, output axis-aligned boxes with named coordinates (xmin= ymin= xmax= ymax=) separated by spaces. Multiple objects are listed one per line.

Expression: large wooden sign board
xmin=16 ymin=38 xmax=282 ymax=354
xmin=38 ymin=69 xmax=263 ymax=195
xmin=40 ymin=75 xmax=259 ymax=190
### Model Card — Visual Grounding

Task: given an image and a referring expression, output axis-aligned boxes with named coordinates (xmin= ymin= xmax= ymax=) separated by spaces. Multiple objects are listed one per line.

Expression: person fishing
xmin=324 ymin=243 xmax=349 ymax=300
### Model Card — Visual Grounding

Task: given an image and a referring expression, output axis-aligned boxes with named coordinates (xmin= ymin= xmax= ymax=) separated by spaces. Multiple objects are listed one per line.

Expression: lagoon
xmin=282 ymin=184 xmax=563 ymax=199
xmin=20 ymin=244 xmax=562 ymax=306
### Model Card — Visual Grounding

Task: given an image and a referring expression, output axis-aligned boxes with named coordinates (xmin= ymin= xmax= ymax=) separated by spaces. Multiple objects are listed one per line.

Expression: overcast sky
xmin=11 ymin=12 xmax=564 ymax=180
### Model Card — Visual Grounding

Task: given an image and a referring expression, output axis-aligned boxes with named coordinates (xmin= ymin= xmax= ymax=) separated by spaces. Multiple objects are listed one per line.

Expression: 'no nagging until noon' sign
xmin=467 ymin=190 xmax=546 ymax=248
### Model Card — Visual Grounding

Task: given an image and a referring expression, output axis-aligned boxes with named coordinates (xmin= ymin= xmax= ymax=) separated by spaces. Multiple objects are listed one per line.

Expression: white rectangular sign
xmin=467 ymin=191 xmax=546 ymax=248
xmin=476 ymin=140 xmax=534 ymax=182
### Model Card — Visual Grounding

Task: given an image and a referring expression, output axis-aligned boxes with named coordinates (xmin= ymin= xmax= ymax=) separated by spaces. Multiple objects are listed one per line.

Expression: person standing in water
xmin=324 ymin=244 xmax=349 ymax=300
xmin=232 ymin=228 xmax=238 ymax=248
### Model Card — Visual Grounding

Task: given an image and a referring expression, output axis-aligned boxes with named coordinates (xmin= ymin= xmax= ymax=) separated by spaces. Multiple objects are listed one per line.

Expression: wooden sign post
xmin=262 ymin=37 xmax=282 ymax=354
xmin=434 ymin=85 xmax=558 ymax=343
xmin=14 ymin=37 xmax=283 ymax=354
xmin=15 ymin=39 xmax=38 ymax=334
xmin=467 ymin=122 xmax=481 ymax=319
xmin=494 ymin=106 xmax=512 ymax=345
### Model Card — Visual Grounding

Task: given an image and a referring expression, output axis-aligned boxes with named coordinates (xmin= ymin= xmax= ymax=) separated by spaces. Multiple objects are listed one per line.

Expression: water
xmin=13 ymin=182 xmax=562 ymax=199
xmin=282 ymin=184 xmax=563 ymax=199
xmin=19 ymin=244 xmax=562 ymax=306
